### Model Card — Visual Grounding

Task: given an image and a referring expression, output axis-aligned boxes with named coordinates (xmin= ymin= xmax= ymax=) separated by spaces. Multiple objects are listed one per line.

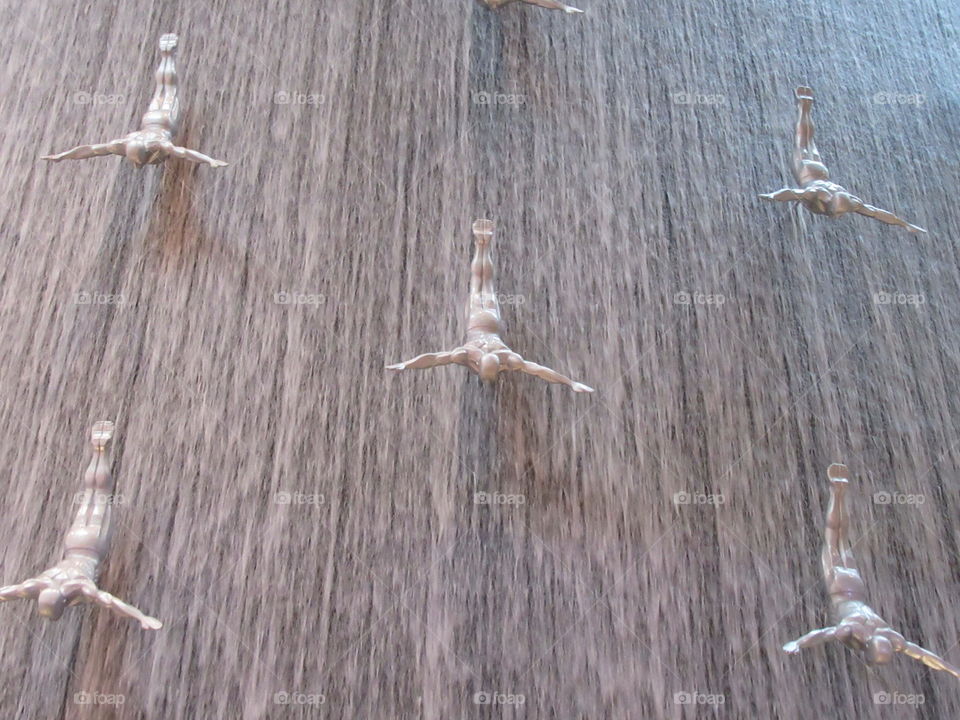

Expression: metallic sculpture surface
xmin=0 ymin=422 xmax=162 ymax=630
xmin=783 ymin=464 xmax=958 ymax=679
xmin=760 ymin=87 xmax=925 ymax=233
xmin=479 ymin=0 xmax=584 ymax=14
xmin=42 ymin=34 xmax=227 ymax=168
xmin=387 ymin=220 xmax=594 ymax=393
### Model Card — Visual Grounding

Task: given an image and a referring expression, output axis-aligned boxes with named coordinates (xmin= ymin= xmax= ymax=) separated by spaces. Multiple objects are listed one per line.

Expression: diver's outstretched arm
xmin=0 ymin=577 xmax=50 ymax=601
xmin=42 ymin=139 xmax=126 ymax=162
xmin=386 ymin=349 xmax=467 ymax=372
xmin=851 ymin=199 xmax=926 ymax=234
xmin=899 ymin=641 xmax=960 ymax=680
xmin=484 ymin=0 xmax=584 ymax=11
xmin=65 ymin=580 xmax=162 ymax=630
xmin=783 ymin=627 xmax=839 ymax=654
xmin=513 ymin=357 xmax=594 ymax=393
xmin=759 ymin=188 xmax=805 ymax=203
xmin=823 ymin=464 xmax=856 ymax=572
xmin=522 ymin=0 xmax=584 ymax=13
xmin=469 ymin=219 xmax=498 ymax=309
xmin=166 ymin=144 xmax=228 ymax=168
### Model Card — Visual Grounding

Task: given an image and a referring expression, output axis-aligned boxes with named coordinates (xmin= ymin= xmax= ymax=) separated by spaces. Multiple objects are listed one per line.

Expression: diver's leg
xmin=150 ymin=34 xmax=178 ymax=110
xmin=150 ymin=34 xmax=180 ymax=127
xmin=468 ymin=219 xmax=500 ymax=323
xmin=793 ymin=86 xmax=828 ymax=185
xmin=822 ymin=464 xmax=856 ymax=579
xmin=66 ymin=422 xmax=115 ymax=555
xmin=470 ymin=220 xmax=496 ymax=298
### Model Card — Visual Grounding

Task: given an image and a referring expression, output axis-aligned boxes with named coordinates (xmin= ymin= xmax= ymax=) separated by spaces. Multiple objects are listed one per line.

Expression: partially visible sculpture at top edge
xmin=479 ymin=0 xmax=584 ymax=14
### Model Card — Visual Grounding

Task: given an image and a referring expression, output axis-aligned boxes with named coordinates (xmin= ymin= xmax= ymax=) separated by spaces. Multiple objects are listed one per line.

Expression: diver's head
xmin=479 ymin=354 xmax=501 ymax=383
xmin=830 ymin=192 xmax=856 ymax=215
xmin=866 ymin=635 xmax=894 ymax=665
xmin=37 ymin=588 xmax=67 ymax=620
xmin=125 ymin=140 xmax=150 ymax=168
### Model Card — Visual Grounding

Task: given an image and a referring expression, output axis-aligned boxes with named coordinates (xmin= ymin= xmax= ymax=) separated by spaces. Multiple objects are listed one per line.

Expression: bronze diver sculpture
xmin=783 ymin=464 xmax=958 ymax=679
xmin=760 ymin=87 xmax=925 ymax=233
xmin=0 ymin=422 xmax=162 ymax=630
xmin=42 ymin=34 xmax=227 ymax=168
xmin=387 ymin=219 xmax=594 ymax=393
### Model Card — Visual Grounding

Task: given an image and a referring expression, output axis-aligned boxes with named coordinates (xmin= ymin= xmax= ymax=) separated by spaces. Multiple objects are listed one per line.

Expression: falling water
xmin=0 ymin=0 xmax=958 ymax=717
